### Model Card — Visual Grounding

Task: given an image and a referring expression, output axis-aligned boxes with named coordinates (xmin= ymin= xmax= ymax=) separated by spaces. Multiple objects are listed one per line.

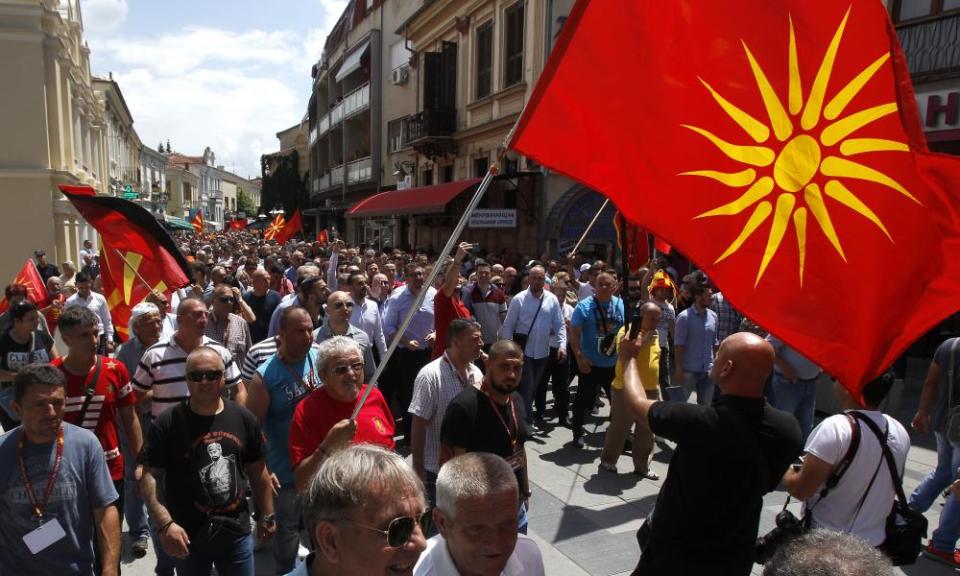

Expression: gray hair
xmin=303 ymin=444 xmax=424 ymax=534
xmin=436 ymin=452 xmax=518 ymax=520
xmin=315 ymin=335 xmax=362 ymax=374
xmin=762 ymin=529 xmax=894 ymax=576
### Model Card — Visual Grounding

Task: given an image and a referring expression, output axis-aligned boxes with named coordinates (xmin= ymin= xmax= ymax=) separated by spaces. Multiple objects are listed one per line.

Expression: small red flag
xmin=274 ymin=209 xmax=303 ymax=245
xmin=316 ymin=229 xmax=329 ymax=244
xmin=191 ymin=210 xmax=204 ymax=234
xmin=264 ymin=214 xmax=286 ymax=241
xmin=511 ymin=0 xmax=960 ymax=392
xmin=228 ymin=219 xmax=247 ymax=231
xmin=0 ymin=260 xmax=50 ymax=314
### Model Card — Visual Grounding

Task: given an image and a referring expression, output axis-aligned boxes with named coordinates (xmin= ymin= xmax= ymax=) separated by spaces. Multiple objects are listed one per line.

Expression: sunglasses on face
xmin=187 ymin=370 xmax=224 ymax=382
xmin=332 ymin=362 xmax=364 ymax=375
xmin=337 ymin=511 xmax=431 ymax=548
xmin=217 ymin=297 xmax=236 ymax=304
xmin=332 ymin=301 xmax=354 ymax=310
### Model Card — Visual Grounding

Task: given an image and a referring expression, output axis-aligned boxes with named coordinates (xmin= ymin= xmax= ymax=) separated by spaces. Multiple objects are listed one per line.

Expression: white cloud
xmin=81 ymin=0 xmax=128 ymax=35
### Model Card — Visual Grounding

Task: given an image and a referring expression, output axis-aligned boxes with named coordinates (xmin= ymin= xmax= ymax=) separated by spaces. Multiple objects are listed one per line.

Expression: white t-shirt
xmin=804 ymin=411 xmax=910 ymax=545
xmin=577 ymin=282 xmax=595 ymax=301
xmin=414 ymin=533 xmax=545 ymax=576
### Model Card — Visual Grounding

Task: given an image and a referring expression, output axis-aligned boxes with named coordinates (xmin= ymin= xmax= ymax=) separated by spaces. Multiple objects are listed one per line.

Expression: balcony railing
xmin=404 ymin=109 xmax=456 ymax=144
xmin=331 ymin=165 xmax=344 ymax=187
xmin=897 ymin=12 xmax=960 ymax=78
xmin=347 ymin=156 xmax=372 ymax=184
xmin=319 ymin=82 xmax=370 ymax=137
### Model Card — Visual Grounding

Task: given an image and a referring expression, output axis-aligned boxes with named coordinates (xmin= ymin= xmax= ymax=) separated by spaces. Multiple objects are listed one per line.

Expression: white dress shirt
xmin=502 ymin=288 xmax=566 ymax=360
xmin=351 ymin=296 xmax=387 ymax=357
xmin=414 ymin=533 xmax=545 ymax=576
xmin=64 ymin=291 xmax=114 ymax=340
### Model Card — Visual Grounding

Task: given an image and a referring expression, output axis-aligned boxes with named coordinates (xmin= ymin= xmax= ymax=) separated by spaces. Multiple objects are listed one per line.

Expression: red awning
xmin=347 ymin=178 xmax=483 ymax=218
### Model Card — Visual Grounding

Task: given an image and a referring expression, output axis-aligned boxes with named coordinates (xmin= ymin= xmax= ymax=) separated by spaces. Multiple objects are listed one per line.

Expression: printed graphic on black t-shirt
xmin=145 ymin=401 xmax=265 ymax=538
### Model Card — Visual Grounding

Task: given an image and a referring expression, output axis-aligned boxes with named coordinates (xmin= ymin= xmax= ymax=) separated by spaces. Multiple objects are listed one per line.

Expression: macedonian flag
xmin=511 ymin=1 xmax=960 ymax=393
xmin=191 ymin=209 xmax=204 ymax=234
xmin=264 ymin=213 xmax=286 ymax=241
xmin=60 ymin=185 xmax=192 ymax=341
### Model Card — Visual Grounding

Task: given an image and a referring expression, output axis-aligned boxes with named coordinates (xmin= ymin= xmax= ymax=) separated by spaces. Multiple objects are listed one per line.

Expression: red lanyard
xmin=18 ymin=426 xmax=65 ymax=521
xmin=486 ymin=392 xmax=519 ymax=450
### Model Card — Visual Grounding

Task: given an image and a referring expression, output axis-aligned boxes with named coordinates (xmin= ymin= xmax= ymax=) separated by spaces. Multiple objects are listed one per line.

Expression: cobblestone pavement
xmin=119 ymin=367 xmax=955 ymax=575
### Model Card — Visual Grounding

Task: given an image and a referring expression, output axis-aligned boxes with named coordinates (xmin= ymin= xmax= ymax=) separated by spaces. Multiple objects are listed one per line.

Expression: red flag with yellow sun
xmin=511 ymin=0 xmax=960 ymax=393
xmin=263 ymin=214 xmax=286 ymax=241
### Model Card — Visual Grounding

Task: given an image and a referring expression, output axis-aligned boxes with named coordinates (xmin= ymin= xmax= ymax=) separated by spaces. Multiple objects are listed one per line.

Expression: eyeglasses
xmin=332 ymin=301 xmax=354 ymax=310
xmin=334 ymin=511 xmax=430 ymax=548
xmin=332 ymin=362 xmax=364 ymax=375
xmin=217 ymin=297 xmax=236 ymax=304
xmin=187 ymin=370 xmax=224 ymax=382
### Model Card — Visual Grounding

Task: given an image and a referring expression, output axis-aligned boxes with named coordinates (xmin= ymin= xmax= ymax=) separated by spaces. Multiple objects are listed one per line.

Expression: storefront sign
xmin=916 ymin=89 xmax=960 ymax=131
xmin=468 ymin=209 xmax=516 ymax=228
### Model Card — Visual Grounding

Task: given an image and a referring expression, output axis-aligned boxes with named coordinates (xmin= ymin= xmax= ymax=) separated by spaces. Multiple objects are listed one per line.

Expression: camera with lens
xmin=755 ymin=509 xmax=805 ymax=564
xmin=598 ymin=333 xmax=617 ymax=357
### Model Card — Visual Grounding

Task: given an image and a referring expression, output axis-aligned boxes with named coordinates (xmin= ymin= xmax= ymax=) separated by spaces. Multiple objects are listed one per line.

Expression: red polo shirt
xmin=432 ymin=289 xmax=471 ymax=359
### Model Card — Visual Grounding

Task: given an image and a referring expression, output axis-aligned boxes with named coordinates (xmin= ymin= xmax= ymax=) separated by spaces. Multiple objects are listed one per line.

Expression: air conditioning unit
xmin=391 ymin=66 xmax=409 ymax=85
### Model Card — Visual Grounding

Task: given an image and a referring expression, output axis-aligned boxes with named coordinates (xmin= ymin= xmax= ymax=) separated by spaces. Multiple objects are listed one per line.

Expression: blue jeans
xmin=176 ymin=532 xmax=254 ymax=576
xmin=519 ymin=355 xmax=549 ymax=424
xmin=119 ymin=411 xmax=150 ymax=540
xmin=681 ymin=371 xmax=714 ymax=405
xmin=770 ymin=372 xmax=818 ymax=442
xmin=273 ymin=486 xmax=303 ymax=575
xmin=909 ymin=432 xmax=960 ymax=551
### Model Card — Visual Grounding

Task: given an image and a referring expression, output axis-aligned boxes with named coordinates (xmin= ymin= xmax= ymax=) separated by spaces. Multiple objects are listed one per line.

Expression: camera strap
xmin=805 ymin=413 xmax=861 ymax=516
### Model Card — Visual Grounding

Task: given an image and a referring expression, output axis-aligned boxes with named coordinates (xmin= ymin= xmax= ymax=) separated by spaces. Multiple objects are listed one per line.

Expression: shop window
xmin=893 ymin=0 xmax=960 ymax=22
xmin=423 ymin=169 xmax=433 ymax=186
xmin=388 ymin=118 xmax=404 ymax=153
xmin=442 ymin=165 xmax=454 ymax=183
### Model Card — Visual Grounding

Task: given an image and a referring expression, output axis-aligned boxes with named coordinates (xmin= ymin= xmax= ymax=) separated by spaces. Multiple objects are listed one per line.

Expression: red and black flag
xmin=59 ymin=184 xmax=191 ymax=341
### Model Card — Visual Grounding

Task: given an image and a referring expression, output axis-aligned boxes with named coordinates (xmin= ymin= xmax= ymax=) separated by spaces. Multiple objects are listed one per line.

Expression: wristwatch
xmin=257 ymin=513 xmax=276 ymax=526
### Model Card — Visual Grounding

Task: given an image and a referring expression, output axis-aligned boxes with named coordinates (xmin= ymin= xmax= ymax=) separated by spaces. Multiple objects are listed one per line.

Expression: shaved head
xmin=709 ymin=332 xmax=775 ymax=397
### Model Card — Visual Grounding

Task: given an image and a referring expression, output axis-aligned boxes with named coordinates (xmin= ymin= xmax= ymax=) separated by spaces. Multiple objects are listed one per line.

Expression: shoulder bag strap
xmin=76 ymin=356 xmax=103 ymax=427
xmin=806 ymin=413 xmax=861 ymax=515
xmin=852 ymin=411 xmax=909 ymax=507
xmin=524 ymin=293 xmax=544 ymax=333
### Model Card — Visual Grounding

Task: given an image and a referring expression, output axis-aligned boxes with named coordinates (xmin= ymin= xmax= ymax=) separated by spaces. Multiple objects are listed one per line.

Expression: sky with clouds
xmin=82 ymin=0 xmax=347 ymax=179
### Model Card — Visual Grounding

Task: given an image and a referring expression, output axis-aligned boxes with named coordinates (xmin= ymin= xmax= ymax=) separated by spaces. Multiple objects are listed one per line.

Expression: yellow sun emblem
xmin=682 ymin=7 xmax=919 ymax=286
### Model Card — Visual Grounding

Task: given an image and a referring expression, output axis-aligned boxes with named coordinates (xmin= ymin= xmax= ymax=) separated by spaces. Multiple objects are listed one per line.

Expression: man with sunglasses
xmin=267 ymin=266 xmax=323 ymax=338
xmin=289 ymin=336 xmax=394 ymax=493
xmin=247 ymin=306 xmax=322 ymax=574
xmin=315 ymin=292 xmax=376 ymax=382
xmin=141 ymin=347 xmax=275 ymax=576
xmin=205 ymin=284 xmax=252 ymax=367
xmin=414 ymin=452 xmax=545 ymax=576
xmin=294 ymin=444 xmax=428 ymax=576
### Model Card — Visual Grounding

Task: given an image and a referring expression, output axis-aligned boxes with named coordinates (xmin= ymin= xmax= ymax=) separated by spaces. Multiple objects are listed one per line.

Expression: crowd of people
xmin=0 ymin=229 xmax=949 ymax=575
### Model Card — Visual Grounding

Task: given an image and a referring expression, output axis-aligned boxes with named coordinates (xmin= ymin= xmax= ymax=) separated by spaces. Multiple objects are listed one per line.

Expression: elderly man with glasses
xmin=288 ymin=336 xmax=395 ymax=492
xmin=140 ymin=346 xmax=275 ymax=576
xmin=291 ymin=444 xmax=428 ymax=576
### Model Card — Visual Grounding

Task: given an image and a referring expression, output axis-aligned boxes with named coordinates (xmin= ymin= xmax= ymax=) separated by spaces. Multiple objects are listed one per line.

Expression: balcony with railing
xmin=347 ymin=156 xmax=372 ymax=184
xmin=319 ymin=82 xmax=370 ymax=138
xmin=897 ymin=12 xmax=960 ymax=78
xmin=404 ymin=109 xmax=456 ymax=145
xmin=331 ymin=165 xmax=344 ymax=187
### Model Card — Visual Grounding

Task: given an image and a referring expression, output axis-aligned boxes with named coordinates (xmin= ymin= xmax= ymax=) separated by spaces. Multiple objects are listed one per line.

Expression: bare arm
xmin=782 ymin=454 xmax=834 ymax=501
xmin=438 ymin=444 xmax=467 ymax=469
xmin=245 ymin=373 xmax=270 ymax=422
xmin=441 ymin=244 xmax=470 ymax=298
xmin=293 ymin=419 xmax=356 ymax=492
xmin=236 ymin=293 xmax=256 ymax=324
xmin=93 ymin=505 xmax=121 ymax=576
xmin=142 ymin=466 xmax=191 ymax=559
xmin=912 ymin=361 xmax=941 ymax=434
xmin=411 ymin=416 xmax=428 ymax=480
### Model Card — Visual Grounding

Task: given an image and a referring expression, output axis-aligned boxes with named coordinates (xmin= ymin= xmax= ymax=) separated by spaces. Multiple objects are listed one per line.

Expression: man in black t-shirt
xmin=242 ymin=270 xmax=280 ymax=344
xmin=440 ymin=339 xmax=532 ymax=533
xmin=619 ymin=332 xmax=802 ymax=576
xmin=140 ymin=346 xmax=276 ymax=574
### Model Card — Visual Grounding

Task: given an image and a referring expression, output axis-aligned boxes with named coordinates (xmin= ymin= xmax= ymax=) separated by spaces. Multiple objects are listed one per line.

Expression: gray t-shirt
xmin=0 ymin=423 xmax=118 ymax=575
xmin=932 ymin=337 xmax=960 ymax=432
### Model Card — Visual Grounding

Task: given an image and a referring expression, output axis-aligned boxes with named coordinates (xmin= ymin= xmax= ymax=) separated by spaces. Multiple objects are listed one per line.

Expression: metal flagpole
xmin=618 ymin=213 xmax=633 ymax=336
xmin=351 ymin=122 xmax=525 ymax=420
xmin=568 ymin=197 xmax=610 ymax=256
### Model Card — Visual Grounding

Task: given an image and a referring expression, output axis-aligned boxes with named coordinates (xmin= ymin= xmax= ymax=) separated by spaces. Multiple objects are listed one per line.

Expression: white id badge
xmin=22 ymin=518 xmax=66 ymax=554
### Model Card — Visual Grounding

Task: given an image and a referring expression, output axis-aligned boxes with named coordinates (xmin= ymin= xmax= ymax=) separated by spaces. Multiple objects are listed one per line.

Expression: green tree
xmin=237 ymin=189 xmax=257 ymax=215
xmin=260 ymin=151 xmax=307 ymax=214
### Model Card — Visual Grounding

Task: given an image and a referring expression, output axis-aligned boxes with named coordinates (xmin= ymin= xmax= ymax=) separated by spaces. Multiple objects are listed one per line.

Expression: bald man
xmin=619 ymin=331 xmax=802 ymax=576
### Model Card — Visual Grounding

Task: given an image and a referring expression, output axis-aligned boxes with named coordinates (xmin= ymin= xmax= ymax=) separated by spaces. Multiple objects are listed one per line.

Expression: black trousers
xmin=535 ymin=347 xmax=571 ymax=422
xmin=380 ymin=348 xmax=431 ymax=443
xmin=572 ymin=365 xmax=615 ymax=438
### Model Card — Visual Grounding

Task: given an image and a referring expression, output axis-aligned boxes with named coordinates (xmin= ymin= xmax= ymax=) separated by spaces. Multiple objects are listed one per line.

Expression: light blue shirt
xmin=502 ymin=289 xmax=566 ymax=360
xmin=382 ymin=285 xmax=437 ymax=350
xmin=675 ymin=305 xmax=718 ymax=373
xmin=571 ymin=295 xmax=624 ymax=369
